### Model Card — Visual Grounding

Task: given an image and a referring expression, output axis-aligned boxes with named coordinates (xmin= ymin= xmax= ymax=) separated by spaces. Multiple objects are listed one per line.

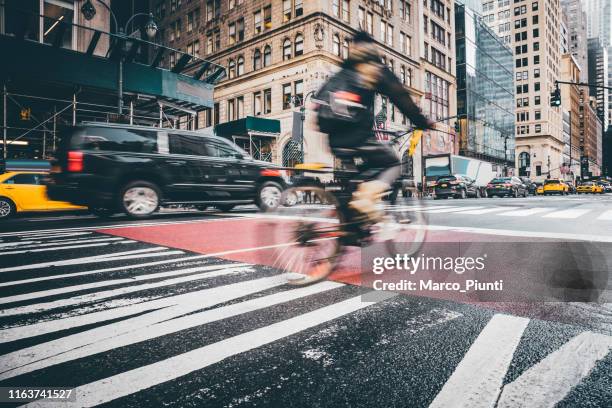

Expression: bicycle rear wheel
xmin=372 ymin=198 xmax=428 ymax=258
xmin=266 ymin=186 xmax=343 ymax=286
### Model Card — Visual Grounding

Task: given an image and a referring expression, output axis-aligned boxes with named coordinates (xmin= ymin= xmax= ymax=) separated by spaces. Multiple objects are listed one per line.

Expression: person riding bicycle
xmin=314 ymin=31 xmax=433 ymax=221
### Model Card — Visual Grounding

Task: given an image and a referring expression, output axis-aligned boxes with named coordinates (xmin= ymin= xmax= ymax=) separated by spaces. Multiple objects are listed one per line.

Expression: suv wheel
xmin=257 ymin=181 xmax=283 ymax=211
xmin=0 ymin=198 xmax=16 ymax=219
xmin=119 ymin=181 xmax=160 ymax=218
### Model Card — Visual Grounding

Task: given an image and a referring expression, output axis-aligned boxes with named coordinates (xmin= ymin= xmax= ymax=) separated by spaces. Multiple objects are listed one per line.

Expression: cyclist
xmin=315 ymin=31 xmax=433 ymax=221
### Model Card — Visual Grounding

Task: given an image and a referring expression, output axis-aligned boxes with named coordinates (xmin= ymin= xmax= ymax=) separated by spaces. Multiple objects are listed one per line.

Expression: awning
xmin=214 ymin=116 xmax=281 ymax=137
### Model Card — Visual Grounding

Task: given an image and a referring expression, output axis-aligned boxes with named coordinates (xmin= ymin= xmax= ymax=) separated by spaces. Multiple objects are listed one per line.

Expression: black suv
xmin=46 ymin=124 xmax=290 ymax=218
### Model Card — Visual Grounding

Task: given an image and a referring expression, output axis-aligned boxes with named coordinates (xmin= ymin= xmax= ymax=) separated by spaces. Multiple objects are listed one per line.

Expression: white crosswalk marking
xmin=23 ymin=292 xmax=396 ymax=408
xmin=459 ymin=207 xmax=519 ymax=215
xmin=498 ymin=207 xmax=556 ymax=217
xmin=0 ymin=240 xmax=131 ymax=255
xmin=421 ymin=206 xmax=484 ymax=213
xmin=542 ymin=209 xmax=592 ymax=219
xmin=597 ymin=210 xmax=612 ymax=221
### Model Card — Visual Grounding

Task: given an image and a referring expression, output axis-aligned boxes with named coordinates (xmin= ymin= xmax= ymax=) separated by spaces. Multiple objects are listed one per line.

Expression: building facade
xmin=455 ymin=2 xmax=515 ymax=174
xmin=560 ymin=0 xmax=588 ymax=82
xmin=587 ymin=38 xmax=609 ymax=130
xmin=559 ymin=54 xmax=582 ymax=178
xmin=579 ymin=90 xmax=603 ymax=177
xmin=154 ymin=0 xmax=457 ymax=181
xmin=481 ymin=0 xmax=565 ymax=181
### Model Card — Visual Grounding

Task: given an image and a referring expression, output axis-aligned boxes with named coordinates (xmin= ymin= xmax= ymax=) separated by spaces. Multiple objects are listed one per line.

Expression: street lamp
xmin=79 ymin=1 xmax=158 ymax=114
xmin=292 ymin=91 xmax=316 ymax=163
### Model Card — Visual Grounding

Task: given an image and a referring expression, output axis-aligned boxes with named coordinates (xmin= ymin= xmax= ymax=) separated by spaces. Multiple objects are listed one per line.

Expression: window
xmin=283 ymin=0 xmax=292 ymax=22
xmin=400 ymin=66 xmax=406 ymax=84
xmin=237 ymin=18 xmax=245 ymax=42
xmin=535 ymin=110 xmax=541 ymax=120
xmin=358 ymin=7 xmax=365 ymax=29
xmin=253 ymin=49 xmax=261 ymax=70
xmin=399 ymin=1 xmax=410 ymax=21
xmin=264 ymin=88 xmax=272 ymax=114
xmin=283 ymin=39 xmax=292 ymax=60
xmin=533 ymin=42 xmax=539 ymax=51
xmin=207 ymin=140 xmax=241 ymax=158
xmin=535 ymin=96 xmax=541 ymax=105
xmin=228 ymin=99 xmax=236 ymax=121
xmin=264 ymin=5 xmax=272 ymax=30
xmin=295 ymin=0 xmax=303 ymax=17
xmin=533 ymin=28 xmax=539 ymax=38
xmin=214 ymin=103 xmax=220 ymax=125
xmin=342 ymin=39 xmax=349 ymax=59
xmin=229 ymin=0 xmax=236 ymax=9
xmin=333 ymin=34 xmax=341 ymax=56
xmin=254 ymin=10 xmax=262 ymax=34
xmin=333 ymin=0 xmax=340 ymax=17
xmin=294 ymin=80 xmax=304 ymax=106
xmin=228 ymin=59 xmax=236 ymax=79
xmin=4 ymin=173 xmax=42 ymax=185
xmin=380 ymin=21 xmax=387 ymax=43
xmin=253 ymin=91 xmax=262 ymax=116
xmin=237 ymin=96 xmax=244 ymax=119
xmin=536 ymin=165 xmax=542 ymax=176
xmin=342 ymin=0 xmax=350 ymax=22
xmin=229 ymin=22 xmax=236 ymax=45
xmin=169 ymin=134 xmax=207 ymax=156
xmin=237 ymin=56 xmax=245 ymax=76
xmin=283 ymin=83 xmax=292 ymax=110
xmin=535 ymin=124 xmax=541 ymax=133
xmin=366 ymin=12 xmax=373 ymax=35
xmin=263 ymin=45 xmax=272 ymax=66
xmin=534 ymin=68 xmax=540 ymax=78
xmin=534 ymin=82 xmax=540 ymax=91
xmin=387 ymin=24 xmax=394 ymax=46
xmin=533 ymin=55 xmax=540 ymax=65
xmin=295 ymin=34 xmax=304 ymax=56
xmin=532 ymin=2 xmax=538 ymax=11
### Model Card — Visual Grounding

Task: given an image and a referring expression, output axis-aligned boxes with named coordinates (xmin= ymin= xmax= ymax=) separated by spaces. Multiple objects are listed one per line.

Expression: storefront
xmin=214 ymin=116 xmax=281 ymax=163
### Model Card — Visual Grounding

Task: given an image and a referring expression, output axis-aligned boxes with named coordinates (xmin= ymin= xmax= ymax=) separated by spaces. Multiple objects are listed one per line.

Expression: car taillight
xmin=67 ymin=151 xmax=84 ymax=172
xmin=504 ymin=183 xmax=512 ymax=188
xmin=260 ymin=169 xmax=281 ymax=177
xmin=487 ymin=184 xmax=493 ymax=188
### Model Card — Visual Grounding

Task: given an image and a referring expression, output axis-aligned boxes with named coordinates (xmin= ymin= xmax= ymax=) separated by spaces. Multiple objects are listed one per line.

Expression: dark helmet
xmin=348 ymin=31 xmax=379 ymax=63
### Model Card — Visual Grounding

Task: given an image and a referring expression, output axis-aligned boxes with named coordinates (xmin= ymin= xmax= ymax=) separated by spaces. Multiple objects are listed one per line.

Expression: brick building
xmin=153 ymin=0 xmax=456 ymax=179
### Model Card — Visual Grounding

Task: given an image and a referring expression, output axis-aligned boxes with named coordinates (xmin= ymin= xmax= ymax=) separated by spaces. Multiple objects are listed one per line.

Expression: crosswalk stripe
xmin=0 ymin=263 xmax=248 ymax=306
xmin=0 ymin=236 xmax=124 ymax=250
xmin=0 ymin=247 xmax=172 ymax=273
xmin=12 ymin=232 xmax=93 ymax=240
xmin=0 ymin=240 xmax=131 ymax=256
xmin=497 ymin=332 xmax=612 ymax=407
xmin=597 ymin=210 xmax=612 ymax=221
xmin=0 ymin=275 xmax=292 ymax=343
xmin=0 ymin=265 xmax=256 ymax=317
xmin=498 ymin=207 xmax=556 ymax=217
xmin=1 ymin=281 xmax=344 ymax=380
xmin=429 ymin=314 xmax=530 ymax=408
xmin=24 ymin=291 xmax=396 ymax=408
xmin=422 ymin=206 xmax=484 ymax=213
xmin=459 ymin=207 xmax=519 ymax=215
xmin=542 ymin=209 xmax=592 ymax=219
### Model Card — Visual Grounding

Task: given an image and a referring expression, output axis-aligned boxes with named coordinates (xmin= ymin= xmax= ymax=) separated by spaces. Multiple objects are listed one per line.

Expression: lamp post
xmin=291 ymin=91 xmax=315 ymax=164
xmin=80 ymin=0 xmax=157 ymax=115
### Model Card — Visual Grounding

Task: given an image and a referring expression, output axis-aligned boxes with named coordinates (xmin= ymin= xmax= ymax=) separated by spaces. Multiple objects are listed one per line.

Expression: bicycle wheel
xmin=265 ymin=186 xmax=344 ymax=286
xmin=371 ymin=198 xmax=428 ymax=258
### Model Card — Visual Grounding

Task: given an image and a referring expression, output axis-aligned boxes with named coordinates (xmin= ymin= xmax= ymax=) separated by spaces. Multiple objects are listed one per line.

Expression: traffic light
xmin=454 ymin=120 xmax=461 ymax=133
xmin=550 ymin=86 xmax=561 ymax=107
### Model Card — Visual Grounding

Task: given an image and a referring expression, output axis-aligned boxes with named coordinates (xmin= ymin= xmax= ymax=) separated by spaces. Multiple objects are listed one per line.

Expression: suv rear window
xmin=70 ymin=127 xmax=158 ymax=153
xmin=168 ymin=133 xmax=208 ymax=156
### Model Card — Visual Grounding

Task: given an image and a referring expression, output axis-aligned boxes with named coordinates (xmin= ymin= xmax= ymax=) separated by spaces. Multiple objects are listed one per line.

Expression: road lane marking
xmin=429 ymin=314 xmax=529 ymax=408
xmin=0 ymin=216 xmax=255 ymax=237
xmin=421 ymin=206 xmax=484 ymax=213
xmin=0 ymin=263 xmax=249 ymax=306
xmin=0 ymin=236 xmax=125 ymax=250
xmin=0 ymin=240 xmax=130 ymax=256
xmin=596 ymin=210 xmax=612 ymax=221
xmin=404 ymin=224 xmax=612 ymax=242
xmin=1 ymin=281 xmax=344 ymax=379
xmin=459 ymin=207 xmax=519 ymax=215
xmin=0 ymin=247 xmax=172 ymax=273
xmin=497 ymin=332 xmax=612 ymax=407
xmin=542 ymin=209 xmax=592 ymax=219
xmin=498 ymin=207 xmax=556 ymax=217
xmin=0 ymin=265 xmax=256 ymax=317
xmin=23 ymin=291 xmax=395 ymax=408
xmin=0 ymin=240 xmax=305 ymax=288
xmin=10 ymin=232 xmax=93 ymax=240
xmin=0 ymin=275 xmax=292 ymax=343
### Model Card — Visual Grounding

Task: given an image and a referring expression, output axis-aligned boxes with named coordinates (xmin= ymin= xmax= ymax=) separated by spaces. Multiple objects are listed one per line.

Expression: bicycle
xmin=264 ymin=148 xmax=428 ymax=286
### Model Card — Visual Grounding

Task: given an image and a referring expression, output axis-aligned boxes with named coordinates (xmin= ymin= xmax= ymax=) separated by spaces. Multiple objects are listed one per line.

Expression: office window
xmin=228 ymin=59 xmax=236 ymax=79
xmin=254 ymin=10 xmax=262 ymax=34
xmin=264 ymin=5 xmax=272 ymax=30
xmin=535 ymin=110 xmax=541 ymax=120
xmin=254 ymin=91 xmax=262 ymax=116
xmin=295 ymin=80 xmax=304 ymax=106
xmin=263 ymin=45 xmax=272 ymax=66
xmin=229 ymin=22 xmax=236 ymax=45
xmin=295 ymin=34 xmax=304 ymax=56
xmin=366 ymin=12 xmax=373 ymax=34
xmin=237 ymin=18 xmax=244 ymax=42
xmin=534 ymin=68 xmax=540 ymax=78
xmin=264 ymin=88 xmax=272 ymax=114
xmin=295 ymin=0 xmax=303 ymax=17
xmin=253 ymin=49 xmax=261 ymax=70
xmin=237 ymin=56 xmax=244 ymax=76
xmin=387 ymin=25 xmax=393 ymax=46
xmin=342 ymin=0 xmax=350 ymax=22
xmin=535 ymin=96 xmax=541 ymax=105
xmin=380 ymin=21 xmax=387 ymax=43
xmin=228 ymin=99 xmax=236 ymax=121
xmin=342 ymin=39 xmax=349 ymax=59
xmin=237 ymin=96 xmax=244 ymax=119
xmin=283 ymin=84 xmax=292 ymax=110
xmin=283 ymin=0 xmax=292 ymax=22
xmin=358 ymin=7 xmax=365 ymax=29
xmin=333 ymin=34 xmax=341 ymax=56
xmin=535 ymin=124 xmax=541 ymax=133
xmin=333 ymin=0 xmax=340 ymax=17
xmin=283 ymin=38 xmax=292 ymax=60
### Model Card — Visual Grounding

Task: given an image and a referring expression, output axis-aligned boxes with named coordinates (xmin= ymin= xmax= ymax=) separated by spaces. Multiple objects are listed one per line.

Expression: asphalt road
xmin=1 ymin=194 xmax=611 ymax=407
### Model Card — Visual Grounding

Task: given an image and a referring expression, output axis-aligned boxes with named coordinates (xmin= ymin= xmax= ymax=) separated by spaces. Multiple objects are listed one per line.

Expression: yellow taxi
xmin=543 ymin=179 xmax=569 ymax=195
xmin=0 ymin=171 xmax=85 ymax=219
xmin=576 ymin=181 xmax=604 ymax=194
xmin=536 ymin=183 xmax=544 ymax=195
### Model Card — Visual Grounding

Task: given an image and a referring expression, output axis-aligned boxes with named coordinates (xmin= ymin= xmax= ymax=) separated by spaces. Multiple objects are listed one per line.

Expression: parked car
xmin=543 ymin=179 xmax=569 ymax=195
xmin=519 ymin=177 xmax=537 ymax=195
xmin=46 ymin=124 xmax=291 ymax=218
xmin=434 ymin=174 xmax=480 ymax=199
xmin=485 ymin=177 xmax=528 ymax=198
xmin=577 ymin=182 xmax=604 ymax=194
xmin=535 ymin=182 xmax=544 ymax=195
xmin=0 ymin=170 xmax=85 ymax=219
xmin=597 ymin=181 xmax=612 ymax=193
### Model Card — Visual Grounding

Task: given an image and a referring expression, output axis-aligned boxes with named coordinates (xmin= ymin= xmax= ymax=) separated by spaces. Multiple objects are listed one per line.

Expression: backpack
xmin=314 ymin=68 xmax=372 ymax=135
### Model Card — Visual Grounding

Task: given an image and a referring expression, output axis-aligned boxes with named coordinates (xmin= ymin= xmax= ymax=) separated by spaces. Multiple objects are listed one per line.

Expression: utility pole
xmin=2 ymin=84 xmax=6 ymax=159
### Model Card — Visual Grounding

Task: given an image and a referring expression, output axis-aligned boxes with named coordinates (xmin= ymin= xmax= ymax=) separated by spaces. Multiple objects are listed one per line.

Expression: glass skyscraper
xmin=455 ymin=2 xmax=515 ymax=166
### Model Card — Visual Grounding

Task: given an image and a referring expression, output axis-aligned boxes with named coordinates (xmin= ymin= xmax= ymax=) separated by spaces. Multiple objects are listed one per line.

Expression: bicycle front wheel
xmin=265 ymin=186 xmax=344 ymax=286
